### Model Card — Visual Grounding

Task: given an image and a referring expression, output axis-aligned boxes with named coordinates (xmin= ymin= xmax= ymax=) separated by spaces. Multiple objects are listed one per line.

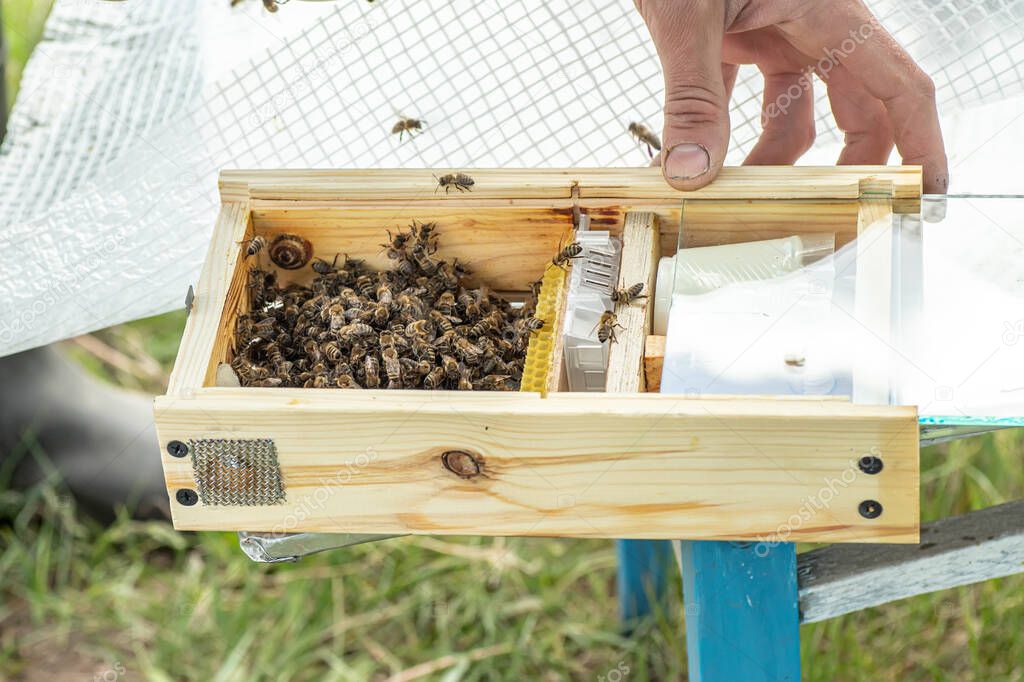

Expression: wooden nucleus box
xmin=156 ymin=167 xmax=922 ymax=543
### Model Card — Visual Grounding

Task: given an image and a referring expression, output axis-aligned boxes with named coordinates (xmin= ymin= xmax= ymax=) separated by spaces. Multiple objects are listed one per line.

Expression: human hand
xmin=634 ymin=0 xmax=948 ymax=193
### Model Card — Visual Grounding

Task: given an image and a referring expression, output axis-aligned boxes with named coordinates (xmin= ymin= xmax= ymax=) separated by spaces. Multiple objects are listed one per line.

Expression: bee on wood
xmin=312 ymin=254 xmax=340 ymax=275
xmin=435 ymin=172 xmax=474 ymax=194
xmin=391 ymin=115 xmax=424 ymax=141
xmin=595 ymin=311 xmax=625 ymax=344
xmin=628 ymin=122 xmax=662 ymax=158
xmin=611 ymin=282 xmax=647 ymax=307
xmin=363 ymin=354 xmax=381 ymax=388
xmin=423 ymin=366 xmax=446 ymax=389
xmin=242 ymin=235 xmax=267 ymax=258
xmin=552 ymin=241 xmax=584 ymax=269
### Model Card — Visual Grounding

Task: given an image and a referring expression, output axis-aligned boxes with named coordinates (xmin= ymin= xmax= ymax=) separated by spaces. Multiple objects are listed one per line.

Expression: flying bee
xmin=435 ymin=172 xmax=474 ymax=194
xmin=423 ymin=366 xmax=446 ymax=389
xmin=611 ymin=282 xmax=647 ymax=307
xmin=241 ymin=235 xmax=267 ymax=258
xmin=391 ymin=115 xmax=424 ymax=141
xmin=595 ymin=311 xmax=625 ymax=344
xmin=628 ymin=121 xmax=662 ymax=158
xmin=363 ymin=354 xmax=381 ymax=388
xmin=552 ymin=241 xmax=584 ymax=269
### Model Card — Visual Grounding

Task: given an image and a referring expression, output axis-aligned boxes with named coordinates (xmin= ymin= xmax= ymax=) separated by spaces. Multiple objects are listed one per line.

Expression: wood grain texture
xmin=154 ymin=391 xmax=919 ymax=542
xmin=606 ymin=212 xmax=658 ymax=393
xmin=220 ymin=166 xmax=921 ymax=209
xmin=644 ymin=335 xmax=666 ymax=393
xmin=166 ymin=202 xmax=250 ymax=396
xmin=251 ymin=206 xmax=573 ymax=292
xmin=798 ymin=500 xmax=1024 ymax=622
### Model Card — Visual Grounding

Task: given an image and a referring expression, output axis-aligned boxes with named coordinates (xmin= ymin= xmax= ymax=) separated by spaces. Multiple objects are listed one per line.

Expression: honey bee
xmin=363 ymin=354 xmax=381 ymax=388
xmin=455 ymin=336 xmax=484 ymax=362
xmin=322 ymin=340 xmax=344 ymax=363
xmin=391 ymin=115 xmax=424 ymax=141
xmin=381 ymin=346 xmax=402 ymax=386
xmin=251 ymin=377 xmax=283 ymax=387
xmin=468 ymin=311 xmax=503 ymax=338
xmin=312 ymin=253 xmax=340 ymax=275
xmin=405 ymin=319 xmax=434 ymax=338
xmin=611 ymin=282 xmax=647 ymax=306
xmin=552 ymin=241 xmax=584 ymax=269
xmin=595 ymin=311 xmax=625 ymax=344
xmin=355 ymin=274 xmax=376 ymax=299
xmin=474 ymin=374 xmax=511 ymax=391
xmin=423 ymin=366 xmax=446 ymax=389
xmin=333 ymin=372 xmax=360 ymax=389
xmin=435 ymin=291 xmax=457 ymax=315
xmin=337 ymin=322 xmax=374 ymax=343
xmin=441 ymin=354 xmax=460 ymax=380
xmin=410 ymin=244 xmax=438 ymax=274
xmin=242 ymin=235 xmax=267 ymax=258
xmin=628 ymin=122 xmax=662 ymax=158
xmin=520 ymin=316 xmax=544 ymax=335
xmin=435 ymin=172 xmax=474 ymax=194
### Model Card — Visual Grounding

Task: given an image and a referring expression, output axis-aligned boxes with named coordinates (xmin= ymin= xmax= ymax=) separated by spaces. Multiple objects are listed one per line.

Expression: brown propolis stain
xmin=441 ymin=449 xmax=484 ymax=479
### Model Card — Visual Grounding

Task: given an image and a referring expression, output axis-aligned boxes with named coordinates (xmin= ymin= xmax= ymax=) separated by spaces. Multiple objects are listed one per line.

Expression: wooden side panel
xmin=644 ymin=335 xmax=666 ymax=393
xmin=155 ymin=391 xmax=919 ymax=542
xmin=250 ymin=206 xmax=574 ymax=292
xmin=221 ymin=166 xmax=921 ymax=209
xmin=606 ymin=212 xmax=658 ymax=393
xmin=166 ymin=202 xmax=250 ymax=396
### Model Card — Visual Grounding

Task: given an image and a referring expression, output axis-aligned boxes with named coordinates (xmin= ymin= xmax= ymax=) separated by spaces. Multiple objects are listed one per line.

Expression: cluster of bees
xmin=231 ymin=223 xmax=546 ymax=391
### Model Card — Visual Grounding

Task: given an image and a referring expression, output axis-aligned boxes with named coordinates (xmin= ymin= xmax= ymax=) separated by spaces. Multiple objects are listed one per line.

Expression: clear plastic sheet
xmin=662 ymin=197 xmax=1024 ymax=422
xmin=1 ymin=0 xmax=1024 ymax=358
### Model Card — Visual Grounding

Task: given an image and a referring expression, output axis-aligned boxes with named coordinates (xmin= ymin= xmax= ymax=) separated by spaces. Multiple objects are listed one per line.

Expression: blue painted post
xmin=616 ymin=539 xmax=673 ymax=626
xmin=679 ymin=540 xmax=801 ymax=681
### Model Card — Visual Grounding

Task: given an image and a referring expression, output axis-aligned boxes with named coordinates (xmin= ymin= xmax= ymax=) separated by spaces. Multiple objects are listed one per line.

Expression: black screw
xmin=858 ymin=455 xmax=884 ymax=475
xmin=167 ymin=440 xmax=189 ymax=458
xmin=858 ymin=499 xmax=883 ymax=519
xmin=176 ymin=489 xmax=199 ymax=506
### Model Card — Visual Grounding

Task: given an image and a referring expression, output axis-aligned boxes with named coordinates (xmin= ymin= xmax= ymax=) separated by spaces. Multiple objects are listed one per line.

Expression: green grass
xmin=3 ymin=4 xmax=1024 ymax=680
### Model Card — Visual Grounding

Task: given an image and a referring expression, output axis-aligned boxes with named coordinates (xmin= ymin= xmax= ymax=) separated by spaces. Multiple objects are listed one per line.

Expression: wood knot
xmin=269 ymin=234 xmax=313 ymax=270
xmin=441 ymin=450 xmax=483 ymax=479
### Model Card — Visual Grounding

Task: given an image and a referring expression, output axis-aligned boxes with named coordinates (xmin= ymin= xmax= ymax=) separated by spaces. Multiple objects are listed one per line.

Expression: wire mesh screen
xmin=0 ymin=0 xmax=1023 ymax=357
xmin=190 ymin=438 xmax=286 ymax=507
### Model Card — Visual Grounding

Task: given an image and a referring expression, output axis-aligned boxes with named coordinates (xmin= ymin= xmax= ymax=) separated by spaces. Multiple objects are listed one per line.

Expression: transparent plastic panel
xmin=661 ymin=196 xmax=1024 ymax=424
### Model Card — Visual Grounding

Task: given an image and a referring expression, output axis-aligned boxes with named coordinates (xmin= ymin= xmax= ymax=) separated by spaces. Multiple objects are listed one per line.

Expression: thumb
xmin=638 ymin=1 xmax=731 ymax=190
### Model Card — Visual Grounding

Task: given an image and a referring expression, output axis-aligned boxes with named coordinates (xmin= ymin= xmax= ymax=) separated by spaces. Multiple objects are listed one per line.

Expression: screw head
xmin=858 ymin=455 xmax=884 ymax=475
xmin=176 ymin=489 xmax=199 ymax=506
xmin=858 ymin=499 xmax=883 ymax=519
xmin=167 ymin=440 xmax=189 ymax=458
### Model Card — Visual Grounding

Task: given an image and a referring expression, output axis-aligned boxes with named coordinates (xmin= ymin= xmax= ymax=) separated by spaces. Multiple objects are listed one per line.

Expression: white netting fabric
xmin=1 ymin=0 xmax=1022 ymax=356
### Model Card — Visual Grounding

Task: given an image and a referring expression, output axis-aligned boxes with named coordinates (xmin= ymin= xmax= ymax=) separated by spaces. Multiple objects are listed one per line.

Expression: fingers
xmin=782 ymin=0 xmax=948 ymax=192
xmin=818 ymin=63 xmax=895 ymax=165
xmin=636 ymin=0 xmax=731 ymax=190
xmin=744 ymin=69 xmax=816 ymax=165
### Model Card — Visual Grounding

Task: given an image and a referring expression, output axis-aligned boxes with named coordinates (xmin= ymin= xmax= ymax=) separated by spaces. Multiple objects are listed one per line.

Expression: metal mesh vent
xmin=189 ymin=439 xmax=285 ymax=506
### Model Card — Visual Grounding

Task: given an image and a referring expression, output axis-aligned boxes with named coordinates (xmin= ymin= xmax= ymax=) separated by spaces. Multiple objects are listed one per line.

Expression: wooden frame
xmin=156 ymin=166 xmax=923 ymax=543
